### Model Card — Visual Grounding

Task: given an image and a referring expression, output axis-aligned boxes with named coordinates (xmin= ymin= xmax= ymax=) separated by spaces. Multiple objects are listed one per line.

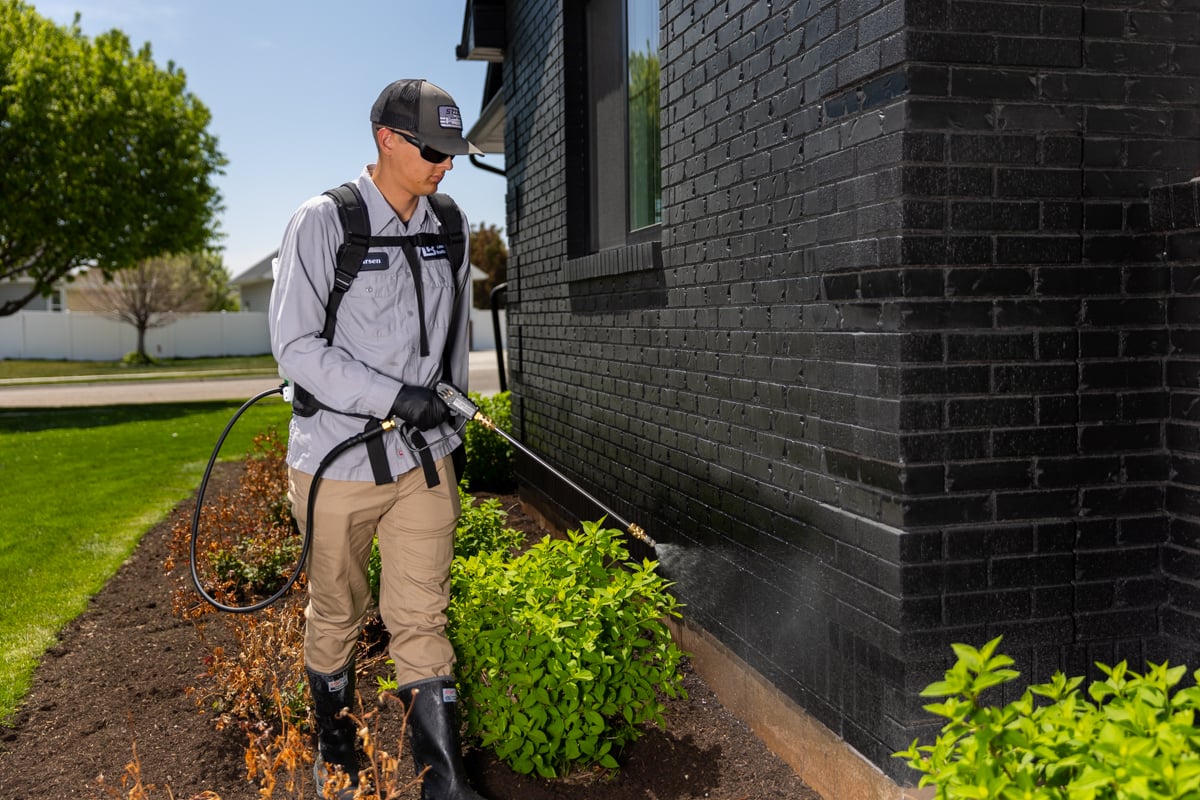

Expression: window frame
xmin=566 ymin=0 xmax=662 ymax=261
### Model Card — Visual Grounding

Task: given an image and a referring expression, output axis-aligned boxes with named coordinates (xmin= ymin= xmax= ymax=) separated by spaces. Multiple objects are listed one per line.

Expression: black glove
xmin=390 ymin=385 xmax=450 ymax=430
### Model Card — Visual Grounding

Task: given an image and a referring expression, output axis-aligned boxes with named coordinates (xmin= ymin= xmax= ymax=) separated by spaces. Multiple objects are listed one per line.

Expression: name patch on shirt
xmin=360 ymin=252 xmax=389 ymax=271
xmin=420 ymin=244 xmax=448 ymax=260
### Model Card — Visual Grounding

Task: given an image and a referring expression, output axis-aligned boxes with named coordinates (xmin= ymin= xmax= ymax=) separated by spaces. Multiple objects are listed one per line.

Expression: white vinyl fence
xmin=0 ymin=310 xmax=271 ymax=361
xmin=1 ymin=309 xmax=504 ymax=360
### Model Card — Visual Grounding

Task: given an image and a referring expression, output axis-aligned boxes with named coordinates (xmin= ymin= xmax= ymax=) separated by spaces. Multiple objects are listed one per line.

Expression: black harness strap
xmin=426 ymin=192 xmax=466 ymax=378
xmin=405 ymin=427 xmax=440 ymax=488
xmin=362 ymin=419 xmax=393 ymax=485
xmin=321 ymin=184 xmax=372 ymax=345
xmin=397 ymin=237 xmax=429 ymax=357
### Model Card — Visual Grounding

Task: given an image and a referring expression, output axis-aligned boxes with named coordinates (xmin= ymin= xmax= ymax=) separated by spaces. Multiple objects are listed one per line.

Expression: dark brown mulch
xmin=0 ymin=469 xmax=822 ymax=800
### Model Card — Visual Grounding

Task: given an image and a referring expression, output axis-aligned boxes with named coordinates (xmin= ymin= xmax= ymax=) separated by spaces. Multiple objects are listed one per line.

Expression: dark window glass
xmin=627 ymin=0 xmax=661 ymax=231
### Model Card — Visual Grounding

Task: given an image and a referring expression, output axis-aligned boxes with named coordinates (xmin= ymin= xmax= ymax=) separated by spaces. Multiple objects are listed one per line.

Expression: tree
xmin=0 ymin=1 xmax=225 ymax=315
xmin=90 ymin=252 xmax=220 ymax=363
xmin=190 ymin=249 xmax=239 ymax=312
xmin=470 ymin=221 xmax=508 ymax=310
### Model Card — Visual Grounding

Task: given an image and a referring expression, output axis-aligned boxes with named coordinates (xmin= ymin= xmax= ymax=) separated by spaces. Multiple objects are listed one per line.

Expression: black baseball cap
xmin=370 ymin=79 xmax=482 ymax=156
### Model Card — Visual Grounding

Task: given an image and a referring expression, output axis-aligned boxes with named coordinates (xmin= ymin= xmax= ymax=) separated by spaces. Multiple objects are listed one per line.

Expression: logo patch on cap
xmin=437 ymin=105 xmax=463 ymax=131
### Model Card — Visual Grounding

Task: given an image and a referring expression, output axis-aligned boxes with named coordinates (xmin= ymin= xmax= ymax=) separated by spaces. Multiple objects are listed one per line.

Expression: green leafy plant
xmin=896 ymin=636 xmax=1200 ymax=799
xmin=454 ymin=486 xmax=524 ymax=560
xmin=208 ymin=536 xmax=301 ymax=597
xmin=461 ymin=390 xmax=514 ymax=491
xmin=120 ymin=350 xmax=157 ymax=366
xmin=447 ymin=520 xmax=686 ymax=779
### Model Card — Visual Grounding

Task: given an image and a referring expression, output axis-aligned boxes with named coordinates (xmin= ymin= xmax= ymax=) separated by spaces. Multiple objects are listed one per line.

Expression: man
xmin=269 ymin=79 xmax=486 ymax=800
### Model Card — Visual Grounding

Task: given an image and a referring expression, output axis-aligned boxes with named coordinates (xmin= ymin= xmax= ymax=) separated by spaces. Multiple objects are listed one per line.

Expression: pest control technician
xmin=269 ymin=78 xmax=486 ymax=800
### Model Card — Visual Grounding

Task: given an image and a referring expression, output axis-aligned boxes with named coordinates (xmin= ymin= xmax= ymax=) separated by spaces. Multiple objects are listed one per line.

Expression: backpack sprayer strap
xmin=361 ymin=418 xmax=394 ymax=485
xmin=399 ymin=425 xmax=440 ymax=488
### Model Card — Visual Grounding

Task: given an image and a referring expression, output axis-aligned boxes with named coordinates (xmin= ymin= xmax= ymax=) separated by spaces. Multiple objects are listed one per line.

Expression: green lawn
xmin=0 ymin=354 xmax=279 ymax=382
xmin=0 ymin=398 xmax=293 ymax=723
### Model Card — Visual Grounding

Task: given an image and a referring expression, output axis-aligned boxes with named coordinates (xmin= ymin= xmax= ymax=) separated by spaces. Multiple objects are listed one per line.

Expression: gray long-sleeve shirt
xmin=268 ymin=166 xmax=470 ymax=481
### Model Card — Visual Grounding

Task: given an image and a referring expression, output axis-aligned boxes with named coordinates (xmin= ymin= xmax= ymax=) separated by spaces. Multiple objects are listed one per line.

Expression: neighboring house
xmin=230 ymin=252 xmax=277 ymax=313
xmin=60 ymin=268 xmax=105 ymax=311
xmin=0 ymin=276 xmax=64 ymax=312
xmin=456 ymin=0 xmax=1200 ymax=798
xmin=232 ymin=252 xmax=507 ymax=351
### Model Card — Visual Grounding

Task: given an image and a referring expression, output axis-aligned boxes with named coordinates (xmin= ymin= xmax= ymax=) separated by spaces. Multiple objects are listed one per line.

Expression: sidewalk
xmin=0 ymin=351 xmax=507 ymax=408
xmin=0 ymin=368 xmax=272 ymax=386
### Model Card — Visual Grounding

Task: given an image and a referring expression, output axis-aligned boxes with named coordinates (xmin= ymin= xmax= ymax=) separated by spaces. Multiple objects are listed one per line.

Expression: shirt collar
xmin=358 ymin=165 xmax=433 ymax=235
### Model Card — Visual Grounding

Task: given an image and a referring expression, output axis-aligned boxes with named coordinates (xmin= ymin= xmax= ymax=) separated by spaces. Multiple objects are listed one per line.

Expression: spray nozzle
xmin=436 ymin=381 xmax=480 ymax=420
xmin=626 ymin=523 xmax=658 ymax=549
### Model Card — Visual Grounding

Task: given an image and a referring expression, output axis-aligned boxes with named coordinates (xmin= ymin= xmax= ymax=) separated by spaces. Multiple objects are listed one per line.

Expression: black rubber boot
xmin=307 ymin=663 xmax=360 ymax=798
xmin=400 ymin=677 xmax=486 ymax=800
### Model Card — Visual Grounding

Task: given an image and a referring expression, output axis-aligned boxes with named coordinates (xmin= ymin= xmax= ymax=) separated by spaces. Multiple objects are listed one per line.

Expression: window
xmin=567 ymin=0 xmax=662 ymax=259
xmin=626 ymin=0 xmax=661 ymax=232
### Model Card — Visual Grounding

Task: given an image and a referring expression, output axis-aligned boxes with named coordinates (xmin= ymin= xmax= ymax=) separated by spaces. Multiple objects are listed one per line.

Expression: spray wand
xmin=436 ymin=382 xmax=658 ymax=549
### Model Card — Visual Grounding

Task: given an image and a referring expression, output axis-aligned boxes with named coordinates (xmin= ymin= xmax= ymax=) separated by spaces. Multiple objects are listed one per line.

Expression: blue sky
xmin=31 ymin=0 xmax=507 ymax=278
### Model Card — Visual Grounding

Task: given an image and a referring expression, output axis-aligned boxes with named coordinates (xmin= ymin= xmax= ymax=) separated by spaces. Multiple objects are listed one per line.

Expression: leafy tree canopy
xmin=469 ymin=221 xmax=507 ymax=310
xmin=0 ymin=0 xmax=226 ymax=315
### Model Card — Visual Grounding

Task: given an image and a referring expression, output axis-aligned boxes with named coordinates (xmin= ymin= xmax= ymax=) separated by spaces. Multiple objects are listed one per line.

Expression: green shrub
xmin=895 ymin=636 xmax=1200 ymax=799
xmin=121 ymin=350 xmax=156 ymax=366
xmin=447 ymin=520 xmax=686 ymax=779
xmin=209 ymin=537 xmax=301 ymax=598
xmin=454 ymin=485 xmax=524 ymax=560
xmin=461 ymin=390 xmax=514 ymax=491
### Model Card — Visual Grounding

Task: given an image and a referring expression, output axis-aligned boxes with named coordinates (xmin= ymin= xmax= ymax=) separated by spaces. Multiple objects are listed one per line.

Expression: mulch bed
xmin=0 ymin=467 xmax=822 ymax=800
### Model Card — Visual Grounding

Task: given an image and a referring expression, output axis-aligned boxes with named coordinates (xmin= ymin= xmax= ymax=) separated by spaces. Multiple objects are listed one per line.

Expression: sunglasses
xmin=391 ymin=129 xmax=453 ymax=164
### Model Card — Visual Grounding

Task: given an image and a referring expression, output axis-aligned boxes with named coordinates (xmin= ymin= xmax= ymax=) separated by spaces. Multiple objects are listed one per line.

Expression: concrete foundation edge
xmin=666 ymin=618 xmax=934 ymax=800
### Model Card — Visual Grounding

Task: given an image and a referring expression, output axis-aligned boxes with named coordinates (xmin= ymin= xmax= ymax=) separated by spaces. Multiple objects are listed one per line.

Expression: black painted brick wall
xmin=1152 ymin=180 xmax=1200 ymax=667
xmin=500 ymin=0 xmax=1199 ymax=784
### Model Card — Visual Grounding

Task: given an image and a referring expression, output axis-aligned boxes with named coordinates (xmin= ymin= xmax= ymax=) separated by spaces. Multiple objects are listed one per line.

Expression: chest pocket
xmin=423 ymin=255 xmax=455 ymax=289
xmin=339 ymin=260 xmax=400 ymax=339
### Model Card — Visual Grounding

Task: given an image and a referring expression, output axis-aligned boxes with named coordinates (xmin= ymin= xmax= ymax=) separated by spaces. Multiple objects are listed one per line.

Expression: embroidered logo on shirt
xmin=420 ymin=244 xmax=448 ymax=259
xmin=360 ymin=252 xmax=389 ymax=271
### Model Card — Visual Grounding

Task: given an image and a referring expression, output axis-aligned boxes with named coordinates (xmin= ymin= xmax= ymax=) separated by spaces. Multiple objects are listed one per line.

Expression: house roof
xmin=231 ymin=251 xmax=277 ymax=286
xmin=458 ymin=2 xmax=505 ymax=156
xmin=467 ymin=88 xmax=505 ymax=155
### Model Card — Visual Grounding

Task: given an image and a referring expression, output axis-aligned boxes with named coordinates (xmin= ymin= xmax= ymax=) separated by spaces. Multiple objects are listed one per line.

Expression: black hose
xmin=189 ymin=386 xmax=393 ymax=614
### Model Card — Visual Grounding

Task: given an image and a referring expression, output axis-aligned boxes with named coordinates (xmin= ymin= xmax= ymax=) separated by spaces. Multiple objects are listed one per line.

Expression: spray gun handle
xmin=436 ymin=381 xmax=479 ymax=420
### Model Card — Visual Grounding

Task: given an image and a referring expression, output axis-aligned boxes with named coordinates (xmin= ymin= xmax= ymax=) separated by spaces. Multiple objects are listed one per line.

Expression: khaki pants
xmin=289 ymin=457 xmax=461 ymax=685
